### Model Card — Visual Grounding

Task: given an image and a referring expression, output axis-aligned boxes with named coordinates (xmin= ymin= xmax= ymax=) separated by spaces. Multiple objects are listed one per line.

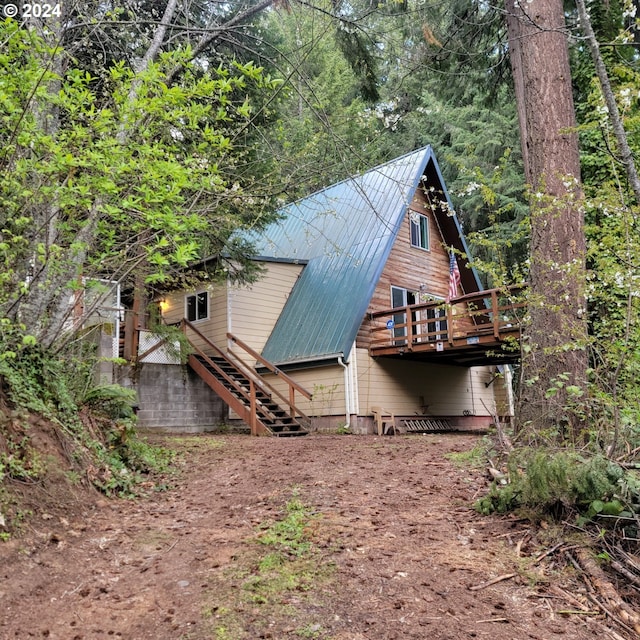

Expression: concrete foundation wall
xmin=119 ymin=364 xmax=227 ymax=432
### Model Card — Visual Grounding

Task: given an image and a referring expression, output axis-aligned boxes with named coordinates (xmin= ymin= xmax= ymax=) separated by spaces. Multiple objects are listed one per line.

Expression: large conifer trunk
xmin=505 ymin=0 xmax=588 ymax=441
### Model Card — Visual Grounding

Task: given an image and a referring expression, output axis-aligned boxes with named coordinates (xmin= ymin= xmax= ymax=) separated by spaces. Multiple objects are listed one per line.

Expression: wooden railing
xmin=181 ymin=320 xmax=311 ymax=428
xmin=369 ymin=285 xmax=526 ymax=353
xmin=226 ymin=332 xmax=312 ymax=413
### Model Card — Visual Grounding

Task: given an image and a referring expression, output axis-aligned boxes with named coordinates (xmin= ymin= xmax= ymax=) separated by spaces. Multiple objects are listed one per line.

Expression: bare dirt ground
xmin=0 ymin=432 xmax=625 ymax=639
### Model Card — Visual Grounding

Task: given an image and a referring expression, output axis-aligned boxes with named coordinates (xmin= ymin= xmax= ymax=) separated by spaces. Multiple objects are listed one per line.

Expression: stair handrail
xmin=180 ymin=320 xmax=311 ymax=425
xmin=225 ymin=333 xmax=312 ymax=424
xmin=180 ymin=321 xmax=285 ymax=430
xmin=185 ymin=344 xmax=267 ymax=435
xmin=226 ymin=333 xmax=312 ymax=400
xmin=181 ymin=321 xmax=257 ymax=407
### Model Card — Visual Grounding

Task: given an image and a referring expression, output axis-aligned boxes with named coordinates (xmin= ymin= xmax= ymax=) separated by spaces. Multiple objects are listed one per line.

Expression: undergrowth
xmin=0 ymin=336 xmax=174 ymax=537
xmin=203 ymin=490 xmax=334 ymax=639
xmin=475 ymin=447 xmax=640 ymax=540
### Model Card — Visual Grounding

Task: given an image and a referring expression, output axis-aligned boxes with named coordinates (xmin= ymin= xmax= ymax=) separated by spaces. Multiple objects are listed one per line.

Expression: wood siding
xmin=357 ymin=188 xmax=451 ymax=349
xmin=357 ymin=186 xmax=480 ymax=349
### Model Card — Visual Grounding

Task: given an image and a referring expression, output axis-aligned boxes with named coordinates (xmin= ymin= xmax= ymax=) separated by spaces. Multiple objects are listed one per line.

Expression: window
xmin=186 ymin=291 xmax=208 ymax=321
xmin=390 ymin=286 xmax=417 ymax=343
xmin=410 ymin=211 xmax=429 ymax=250
xmin=391 ymin=287 xmax=447 ymax=343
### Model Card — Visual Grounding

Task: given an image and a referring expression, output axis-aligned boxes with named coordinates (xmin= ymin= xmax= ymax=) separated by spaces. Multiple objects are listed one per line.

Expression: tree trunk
xmin=574 ymin=0 xmax=640 ymax=206
xmin=504 ymin=0 xmax=588 ymax=443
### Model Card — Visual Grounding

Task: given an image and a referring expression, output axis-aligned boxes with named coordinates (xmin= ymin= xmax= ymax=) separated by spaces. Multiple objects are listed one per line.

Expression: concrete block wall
xmin=119 ymin=363 xmax=227 ymax=432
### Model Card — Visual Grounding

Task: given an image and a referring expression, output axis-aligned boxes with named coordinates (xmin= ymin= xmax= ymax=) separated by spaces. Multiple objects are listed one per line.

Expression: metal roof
xmin=254 ymin=146 xmax=474 ymax=367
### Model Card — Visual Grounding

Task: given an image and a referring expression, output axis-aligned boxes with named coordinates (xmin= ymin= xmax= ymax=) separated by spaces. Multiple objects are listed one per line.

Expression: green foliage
xmin=203 ymin=490 xmax=331 ymax=638
xmin=0 ymin=332 xmax=78 ymax=421
xmin=82 ymin=385 xmax=138 ymax=419
xmin=576 ymin=42 xmax=640 ymax=454
xmin=0 ymin=433 xmax=45 ymax=483
xmin=81 ymin=384 xmax=176 ymax=487
xmin=256 ymin=492 xmax=315 ymax=557
xmin=0 ymin=328 xmax=173 ymax=506
xmin=445 ymin=442 xmax=489 ymax=470
xmin=475 ymin=449 xmax=636 ymax=523
xmin=86 ymin=421 xmax=175 ymax=496
xmin=456 ymin=153 xmax=529 ymax=285
xmin=243 ymin=493 xmax=321 ymax=604
xmin=259 ymin=4 xmax=376 ymax=195
xmin=0 ymin=15 xmax=282 ymax=506
xmin=0 ymin=20 xmax=283 ymax=348
xmin=309 ymin=383 xmax=339 ymax=418
xmin=296 ymin=623 xmax=324 ymax=638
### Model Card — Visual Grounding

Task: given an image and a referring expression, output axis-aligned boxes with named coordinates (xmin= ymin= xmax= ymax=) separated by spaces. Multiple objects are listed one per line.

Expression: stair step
xmin=190 ymin=352 xmax=308 ymax=437
xmin=271 ymin=425 xmax=308 ymax=435
xmin=268 ymin=422 xmax=302 ymax=430
xmin=274 ymin=430 xmax=309 ymax=437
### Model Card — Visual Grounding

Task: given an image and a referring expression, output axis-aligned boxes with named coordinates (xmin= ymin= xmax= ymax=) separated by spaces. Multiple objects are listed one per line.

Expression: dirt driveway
xmin=0 ymin=433 xmax=619 ymax=639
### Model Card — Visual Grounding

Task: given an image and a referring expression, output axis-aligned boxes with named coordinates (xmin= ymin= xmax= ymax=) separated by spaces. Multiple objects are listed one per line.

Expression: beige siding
xmin=262 ymin=365 xmax=346 ymax=417
xmin=229 ymin=262 xmax=303 ymax=355
xmin=493 ymin=366 xmax=515 ymax=417
xmin=159 ymin=261 xmax=301 ymax=358
xmin=226 ymin=262 xmax=302 ymax=421
xmin=355 ymin=347 xmax=503 ymax=417
xmin=160 ymin=284 xmax=228 ymax=352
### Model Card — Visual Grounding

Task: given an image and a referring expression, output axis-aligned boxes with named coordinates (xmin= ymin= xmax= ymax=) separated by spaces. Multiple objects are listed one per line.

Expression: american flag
xmin=446 ymin=249 xmax=461 ymax=303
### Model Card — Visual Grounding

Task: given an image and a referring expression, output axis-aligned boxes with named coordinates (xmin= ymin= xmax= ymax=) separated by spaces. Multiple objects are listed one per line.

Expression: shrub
xmin=475 ymin=448 xmax=636 ymax=521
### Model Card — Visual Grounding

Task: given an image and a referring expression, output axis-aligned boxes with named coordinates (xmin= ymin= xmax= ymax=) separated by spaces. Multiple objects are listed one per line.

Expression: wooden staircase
xmin=183 ymin=322 xmax=310 ymax=437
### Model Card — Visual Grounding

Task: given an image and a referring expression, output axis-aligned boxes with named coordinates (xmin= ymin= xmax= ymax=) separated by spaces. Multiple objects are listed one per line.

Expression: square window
xmin=186 ymin=291 xmax=208 ymax=321
xmin=410 ymin=212 xmax=429 ymax=250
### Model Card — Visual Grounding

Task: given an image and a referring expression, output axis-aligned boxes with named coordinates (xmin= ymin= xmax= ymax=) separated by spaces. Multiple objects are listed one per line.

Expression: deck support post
xmin=447 ymin=304 xmax=454 ymax=346
xmin=289 ymin=387 xmax=295 ymax=418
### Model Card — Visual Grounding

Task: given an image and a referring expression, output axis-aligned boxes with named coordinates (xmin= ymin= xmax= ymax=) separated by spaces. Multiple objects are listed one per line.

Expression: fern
xmin=82 ymin=384 xmax=137 ymax=419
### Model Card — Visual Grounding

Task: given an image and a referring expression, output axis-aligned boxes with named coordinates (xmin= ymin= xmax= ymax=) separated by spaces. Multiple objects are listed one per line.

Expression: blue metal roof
xmin=253 ymin=146 xmax=470 ymax=366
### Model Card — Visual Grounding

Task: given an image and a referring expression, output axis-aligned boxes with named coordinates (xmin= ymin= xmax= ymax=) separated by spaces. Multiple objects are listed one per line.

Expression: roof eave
xmin=256 ymin=353 xmax=343 ymax=373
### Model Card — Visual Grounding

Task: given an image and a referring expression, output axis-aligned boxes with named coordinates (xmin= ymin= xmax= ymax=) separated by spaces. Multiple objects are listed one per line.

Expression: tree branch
xmin=574 ymin=0 xmax=640 ymax=207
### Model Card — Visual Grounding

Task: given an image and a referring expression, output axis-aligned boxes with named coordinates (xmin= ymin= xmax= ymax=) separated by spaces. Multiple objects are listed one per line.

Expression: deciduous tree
xmin=0 ymin=17 xmax=283 ymax=349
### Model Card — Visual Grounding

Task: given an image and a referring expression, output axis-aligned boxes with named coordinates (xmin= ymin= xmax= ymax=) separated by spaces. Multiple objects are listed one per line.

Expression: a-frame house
xmin=143 ymin=146 xmax=522 ymax=434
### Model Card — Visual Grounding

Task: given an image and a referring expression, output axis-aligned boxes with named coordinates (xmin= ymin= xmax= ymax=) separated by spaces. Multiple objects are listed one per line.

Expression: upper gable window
xmin=410 ymin=211 xmax=430 ymax=251
xmin=186 ymin=291 xmax=208 ymax=322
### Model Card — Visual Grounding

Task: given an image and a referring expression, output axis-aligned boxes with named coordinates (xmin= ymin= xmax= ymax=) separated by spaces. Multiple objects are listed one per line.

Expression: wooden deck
xmin=369 ymin=285 xmax=525 ymax=366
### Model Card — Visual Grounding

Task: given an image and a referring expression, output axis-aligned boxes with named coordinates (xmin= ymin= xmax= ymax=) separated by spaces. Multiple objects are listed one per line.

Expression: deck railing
xmin=369 ymin=284 xmax=526 ymax=353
